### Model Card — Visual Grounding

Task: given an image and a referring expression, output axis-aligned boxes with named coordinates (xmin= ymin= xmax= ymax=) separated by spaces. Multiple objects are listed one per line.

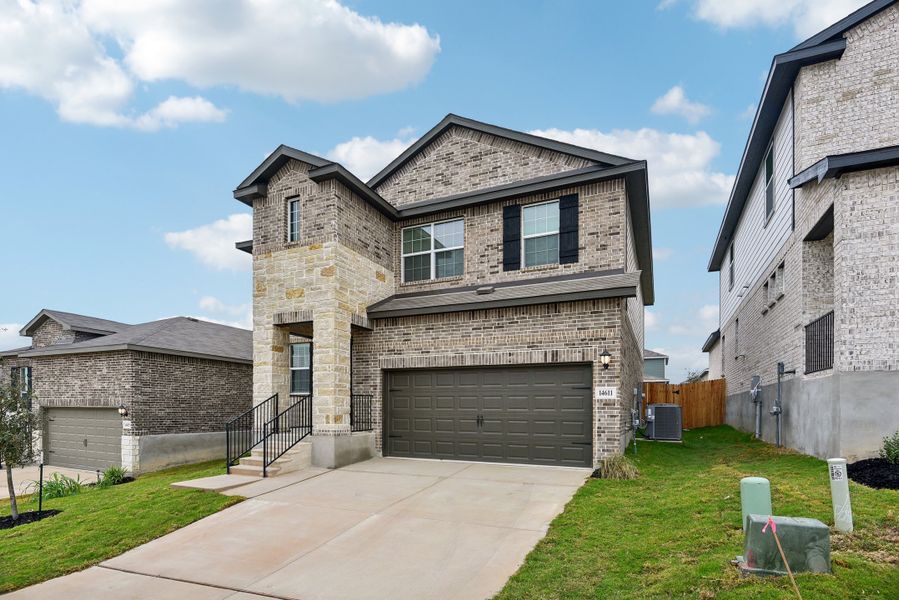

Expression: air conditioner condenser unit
xmin=645 ymin=404 xmax=682 ymax=441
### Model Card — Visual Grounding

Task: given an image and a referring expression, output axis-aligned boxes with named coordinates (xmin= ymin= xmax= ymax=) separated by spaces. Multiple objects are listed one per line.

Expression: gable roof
xmin=702 ymin=329 xmax=721 ymax=353
xmin=643 ymin=348 xmax=668 ymax=360
xmin=367 ymin=113 xmax=634 ymax=189
xmin=20 ymin=317 xmax=251 ymax=364
xmin=20 ymin=309 xmax=129 ymax=337
xmin=707 ymin=0 xmax=896 ymax=271
xmin=231 ymin=114 xmax=654 ymax=304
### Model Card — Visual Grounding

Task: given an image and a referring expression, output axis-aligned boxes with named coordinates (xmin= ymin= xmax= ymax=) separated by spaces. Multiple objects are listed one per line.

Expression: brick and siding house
xmin=233 ymin=114 xmax=653 ymax=470
xmin=0 ymin=309 xmax=252 ymax=473
xmin=705 ymin=0 xmax=899 ymax=459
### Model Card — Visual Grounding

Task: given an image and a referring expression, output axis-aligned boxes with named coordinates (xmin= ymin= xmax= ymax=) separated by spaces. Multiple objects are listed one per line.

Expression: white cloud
xmin=82 ymin=0 xmax=440 ymax=102
xmin=739 ymin=103 xmax=757 ymax=121
xmin=0 ymin=324 xmax=27 ymax=351
xmin=0 ymin=0 xmax=439 ymax=128
xmin=193 ymin=296 xmax=252 ymax=330
xmin=651 ymin=86 xmax=711 ymax=124
xmin=164 ymin=213 xmax=252 ymax=271
xmin=668 ymin=304 xmax=719 ymax=336
xmin=693 ymin=0 xmax=868 ymax=38
xmin=645 ymin=310 xmax=660 ymax=331
xmin=326 ymin=131 xmax=416 ymax=181
xmin=653 ymin=247 xmax=674 ymax=261
xmin=134 ymin=96 xmax=227 ymax=132
xmin=530 ymin=127 xmax=735 ymax=208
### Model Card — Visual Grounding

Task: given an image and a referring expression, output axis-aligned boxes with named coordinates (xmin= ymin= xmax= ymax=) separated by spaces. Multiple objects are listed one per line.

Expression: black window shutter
xmin=502 ymin=204 xmax=521 ymax=271
xmin=559 ymin=193 xmax=579 ymax=264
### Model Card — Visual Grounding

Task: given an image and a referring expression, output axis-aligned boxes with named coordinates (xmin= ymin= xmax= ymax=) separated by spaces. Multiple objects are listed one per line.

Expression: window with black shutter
xmin=502 ymin=204 xmax=521 ymax=271
xmin=558 ymin=194 xmax=579 ymax=264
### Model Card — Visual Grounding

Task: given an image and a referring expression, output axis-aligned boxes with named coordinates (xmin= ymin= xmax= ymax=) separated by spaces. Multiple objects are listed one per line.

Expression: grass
xmin=497 ymin=426 xmax=898 ymax=599
xmin=0 ymin=460 xmax=241 ymax=593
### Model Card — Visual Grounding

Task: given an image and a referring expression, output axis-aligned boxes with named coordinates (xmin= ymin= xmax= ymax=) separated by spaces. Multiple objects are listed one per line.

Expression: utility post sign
xmin=595 ymin=387 xmax=618 ymax=401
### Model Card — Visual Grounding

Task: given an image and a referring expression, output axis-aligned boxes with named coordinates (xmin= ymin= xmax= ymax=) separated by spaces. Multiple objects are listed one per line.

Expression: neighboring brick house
xmin=705 ymin=0 xmax=899 ymax=459
xmin=233 ymin=114 xmax=653 ymax=469
xmin=642 ymin=349 xmax=669 ymax=383
xmin=0 ymin=309 xmax=252 ymax=473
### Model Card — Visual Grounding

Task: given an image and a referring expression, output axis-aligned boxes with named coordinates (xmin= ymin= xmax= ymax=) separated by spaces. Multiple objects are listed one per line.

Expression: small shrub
xmin=592 ymin=455 xmax=640 ymax=480
xmin=40 ymin=473 xmax=84 ymax=499
xmin=98 ymin=466 xmax=127 ymax=488
xmin=880 ymin=431 xmax=899 ymax=465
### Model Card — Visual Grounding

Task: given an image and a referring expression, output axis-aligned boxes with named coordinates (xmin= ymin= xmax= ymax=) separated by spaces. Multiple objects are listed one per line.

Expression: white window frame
xmin=401 ymin=218 xmax=464 ymax=283
xmin=728 ymin=243 xmax=735 ymax=291
xmin=289 ymin=343 xmax=311 ymax=395
xmin=288 ymin=199 xmax=301 ymax=243
xmin=764 ymin=145 xmax=775 ymax=222
xmin=521 ymin=200 xmax=560 ymax=268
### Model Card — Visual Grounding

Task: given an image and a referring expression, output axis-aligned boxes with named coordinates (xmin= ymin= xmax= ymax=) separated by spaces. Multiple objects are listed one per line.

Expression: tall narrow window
xmin=765 ymin=146 xmax=775 ymax=220
xmin=728 ymin=243 xmax=735 ymax=291
xmin=734 ymin=319 xmax=740 ymax=358
xmin=522 ymin=200 xmax=560 ymax=267
xmin=288 ymin=199 xmax=300 ymax=242
xmin=402 ymin=218 xmax=464 ymax=283
xmin=289 ymin=343 xmax=311 ymax=395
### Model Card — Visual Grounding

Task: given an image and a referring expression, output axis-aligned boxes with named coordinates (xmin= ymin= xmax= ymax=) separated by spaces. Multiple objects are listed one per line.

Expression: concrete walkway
xmin=2 ymin=465 xmax=96 ymax=500
xmin=8 ymin=458 xmax=589 ymax=600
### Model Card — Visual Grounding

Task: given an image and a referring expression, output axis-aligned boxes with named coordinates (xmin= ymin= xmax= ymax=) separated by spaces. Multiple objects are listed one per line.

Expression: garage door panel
xmin=386 ymin=365 xmax=592 ymax=467
xmin=46 ymin=408 xmax=121 ymax=471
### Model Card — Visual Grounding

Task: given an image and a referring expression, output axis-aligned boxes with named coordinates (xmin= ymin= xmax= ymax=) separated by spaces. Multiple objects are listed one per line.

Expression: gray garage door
xmin=386 ymin=365 xmax=593 ymax=467
xmin=45 ymin=408 xmax=122 ymax=471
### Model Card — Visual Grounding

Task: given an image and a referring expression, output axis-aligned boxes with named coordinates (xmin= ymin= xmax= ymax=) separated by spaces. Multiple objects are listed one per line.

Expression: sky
xmin=0 ymin=0 xmax=869 ymax=381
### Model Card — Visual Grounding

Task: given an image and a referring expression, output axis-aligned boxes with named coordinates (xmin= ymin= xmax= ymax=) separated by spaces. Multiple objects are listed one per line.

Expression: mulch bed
xmin=847 ymin=458 xmax=899 ymax=490
xmin=0 ymin=509 xmax=61 ymax=530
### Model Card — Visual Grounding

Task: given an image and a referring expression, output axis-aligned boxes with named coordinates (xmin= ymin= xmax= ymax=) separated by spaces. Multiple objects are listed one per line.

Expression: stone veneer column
xmin=312 ymin=308 xmax=352 ymax=434
xmin=253 ymin=321 xmax=290 ymax=408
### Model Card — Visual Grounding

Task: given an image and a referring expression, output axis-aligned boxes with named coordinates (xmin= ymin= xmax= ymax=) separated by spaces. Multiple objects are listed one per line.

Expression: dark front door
xmin=385 ymin=365 xmax=593 ymax=467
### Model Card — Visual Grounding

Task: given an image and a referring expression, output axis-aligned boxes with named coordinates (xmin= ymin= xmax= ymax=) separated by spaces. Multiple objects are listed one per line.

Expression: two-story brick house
xmin=233 ymin=114 xmax=653 ymax=470
xmin=705 ymin=0 xmax=899 ymax=459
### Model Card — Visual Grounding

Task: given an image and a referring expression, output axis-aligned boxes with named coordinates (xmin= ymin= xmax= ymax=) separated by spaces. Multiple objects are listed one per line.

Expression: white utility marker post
xmin=827 ymin=458 xmax=853 ymax=533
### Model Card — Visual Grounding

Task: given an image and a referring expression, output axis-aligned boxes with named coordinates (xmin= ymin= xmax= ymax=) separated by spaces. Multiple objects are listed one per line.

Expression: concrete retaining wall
xmin=137 ymin=431 xmax=225 ymax=474
xmin=726 ymin=370 xmax=899 ymax=460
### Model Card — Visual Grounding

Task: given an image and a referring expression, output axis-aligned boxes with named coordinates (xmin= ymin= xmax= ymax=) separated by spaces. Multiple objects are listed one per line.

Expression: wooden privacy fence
xmin=642 ymin=379 xmax=726 ymax=429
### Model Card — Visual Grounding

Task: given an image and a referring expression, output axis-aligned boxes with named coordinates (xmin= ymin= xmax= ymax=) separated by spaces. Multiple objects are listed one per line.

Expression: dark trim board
xmin=789 ymin=145 xmax=899 ymax=188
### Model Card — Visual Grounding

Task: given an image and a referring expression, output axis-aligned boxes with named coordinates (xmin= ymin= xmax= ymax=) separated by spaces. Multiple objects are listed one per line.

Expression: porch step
xmin=233 ymin=440 xmax=312 ymax=477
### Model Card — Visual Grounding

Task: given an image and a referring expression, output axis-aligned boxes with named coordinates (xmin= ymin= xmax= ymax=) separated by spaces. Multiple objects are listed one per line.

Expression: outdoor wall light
xmin=117 ymin=404 xmax=128 ymax=417
xmin=600 ymin=350 xmax=612 ymax=370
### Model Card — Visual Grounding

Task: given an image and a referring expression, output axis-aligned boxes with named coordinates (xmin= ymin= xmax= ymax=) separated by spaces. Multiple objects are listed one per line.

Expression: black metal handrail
xmin=805 ymin=310 xmax=834 ymax=374
xmin=351 ymin=394 xmax=374 ymax=432
xmin=226 ymin=393 xmax=278 ymax=473
xmin=263 ymin=394 xmax=313 ymax=477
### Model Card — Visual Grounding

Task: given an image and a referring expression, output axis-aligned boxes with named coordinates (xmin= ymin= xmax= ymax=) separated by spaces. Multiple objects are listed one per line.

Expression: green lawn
xmin=498 ymin=426 xmax=898 ymax=599
xmin=0 ymin=460 xmax=240 ymax=593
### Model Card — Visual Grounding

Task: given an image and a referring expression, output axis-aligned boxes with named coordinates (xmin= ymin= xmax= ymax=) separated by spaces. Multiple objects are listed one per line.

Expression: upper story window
xmin=728 ymin=243 xmax=735 ymax=291
xmin=402 ymin=218 xmax=464 ymax=283
xmin=289 ymin=343 xmax=311 ymax=395
xmin=764 ymin=146 xmax=775 ymax=221
xmin=288 ymin=199 xmax=301 ymax=242
xmin=522 ymin=200 xmax=560 ymax=267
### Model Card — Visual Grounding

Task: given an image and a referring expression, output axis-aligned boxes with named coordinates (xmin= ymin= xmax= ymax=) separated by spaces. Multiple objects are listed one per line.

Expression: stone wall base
xmin=725 ymin=370 xmax=899 ymax=460
xmin=310 ymin=432 xmax=376 ymax=469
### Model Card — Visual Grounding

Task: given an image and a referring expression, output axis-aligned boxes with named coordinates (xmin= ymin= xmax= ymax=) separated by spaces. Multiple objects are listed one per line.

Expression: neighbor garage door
xmin=386 ymin=365 xmax=593 ymax=467
xmin=45 ymin=408 xmax=121 ymax=470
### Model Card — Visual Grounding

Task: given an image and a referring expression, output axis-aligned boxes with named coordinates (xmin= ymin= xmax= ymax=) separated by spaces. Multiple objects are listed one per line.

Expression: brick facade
xmin=716 ymin=5 xmax=899 ymax=459
xmin=247 ymin=119 xmax=649 ymax=467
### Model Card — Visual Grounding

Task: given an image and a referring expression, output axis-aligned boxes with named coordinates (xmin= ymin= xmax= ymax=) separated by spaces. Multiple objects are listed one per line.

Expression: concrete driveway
xmin=1 ymin=465 xmax=96 ymax=500
xmin=9 ymin=457 xmax=589 ymax=600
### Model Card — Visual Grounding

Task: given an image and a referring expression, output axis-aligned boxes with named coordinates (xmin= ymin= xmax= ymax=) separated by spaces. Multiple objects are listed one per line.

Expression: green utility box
xmin=740 ymin=477 xmax=772 ymax=531
xmin=737 ymin=515 xmax=831 ymax=576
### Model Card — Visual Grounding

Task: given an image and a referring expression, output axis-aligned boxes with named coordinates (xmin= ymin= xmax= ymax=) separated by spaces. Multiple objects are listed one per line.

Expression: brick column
xmin=312 ymin=308 xmax=352 ymax=435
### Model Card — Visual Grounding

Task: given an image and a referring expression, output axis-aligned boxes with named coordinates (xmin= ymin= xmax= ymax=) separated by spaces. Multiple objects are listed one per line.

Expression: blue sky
xmin=0 ymin=0 xmax=868 ymax=380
